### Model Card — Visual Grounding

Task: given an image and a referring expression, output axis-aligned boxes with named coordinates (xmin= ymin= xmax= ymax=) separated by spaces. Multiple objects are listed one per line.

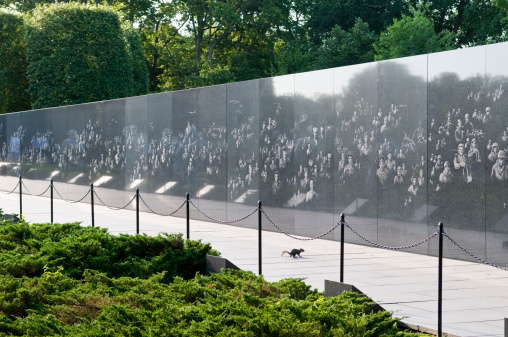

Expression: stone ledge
xmin=206 ymin=255 xmax=240 ymax=276
xmin=2 ymin=214 xmax=19 ymax=223
xmin=324 ymin=280 xmax=384 ymax=313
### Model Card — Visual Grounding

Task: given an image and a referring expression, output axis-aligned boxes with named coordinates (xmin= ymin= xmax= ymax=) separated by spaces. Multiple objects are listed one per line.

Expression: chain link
xmin=93 ymin=189 xmax=136 ymax=211
xmin=0 ymin=181 xmax=19 ymax=195
xmin=53 ymin=186 xmax=91 ymax=203
xmin=189 ymin=199 xmax=257 ymax=224
xmin=261 ymin=208 xmax=341 ymax=241
xmin=21 ymin=181 xmax=51 ymax=197
xmin=8 ymin=181 xmax=508 ymax=273
xmin=138 ymin=193 xmax=187 ymax=216
xmin=442 ymin=231 xmax=508 ymax=271
xmin=343 ymin=221 xmax=438 ymax=250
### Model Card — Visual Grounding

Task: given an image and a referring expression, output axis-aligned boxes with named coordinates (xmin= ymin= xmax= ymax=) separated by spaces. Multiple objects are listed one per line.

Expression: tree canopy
xmin=374 ymin=6 xmax=457 ymax=61
xmin=0 ymin=0 xmax=507 ymax=113
xmin=0 ymin=12 xmax=31 ymax=114
xmin=24 ymin=2 xmax=148 ymax=110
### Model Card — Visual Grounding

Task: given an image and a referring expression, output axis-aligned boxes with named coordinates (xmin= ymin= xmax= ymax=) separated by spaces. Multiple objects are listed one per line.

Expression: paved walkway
xmin=1 ymin=192 xmax=507 ymax=337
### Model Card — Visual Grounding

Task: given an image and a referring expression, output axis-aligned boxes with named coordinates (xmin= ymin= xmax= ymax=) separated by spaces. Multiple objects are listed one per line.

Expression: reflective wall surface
xmin=2 ymin=42 xmax=508 ymax=266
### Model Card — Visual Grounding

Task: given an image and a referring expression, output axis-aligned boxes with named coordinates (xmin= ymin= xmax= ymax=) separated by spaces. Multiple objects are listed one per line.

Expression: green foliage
xmin=0 ymin=269 xmax=422 ymax=336
xmin=1 ymin=0 xmax=507 ymax=95
xmin=24 ymin=2 xmax=147 ymax=109
xmin=374 ymin=7 xmax=457 ymax=61
xmin=187 ymin=61 xmax=236 ymax=89
xmin=316 ymin=19 xmax=377 ymax=69
xmin=123 ymin=25 xmax=149 ymax=96
xmin=271 ymin=39 xmax=316 ymax=76
xmin=0 ymin=12 xmax=31 ymax=114
xmin=302 ymin=0 xmax=408 ymax=45
xmin=496 ymin=0 xmax=508 ymax=36
xmin=460 ymin=0 xmax=507 ymax=45
xmin=0 ymin=219 xmax=422 ymax=336
xmin=0 ymin=221 xmax=218 ymax=282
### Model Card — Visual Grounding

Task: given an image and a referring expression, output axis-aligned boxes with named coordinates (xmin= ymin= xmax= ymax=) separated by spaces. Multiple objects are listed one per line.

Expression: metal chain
xmin=138 ymin=193 xmax=187 ymax=216
xmin=344 ymin=221 xmax=439 ymax=250
xmin=0 ymin=182 xmax=19 ymax=194
xmin=261 ymin=208 xmax=341 ymax=241
xmin=93 ymin=189 xmax=136 ymax=211
xmin=442 ymin=232 xmax=508 ymax=272
xmin=21 ymin=181 xmax=51 ymax=197
xmin=53 ymin=186 xmax=91 ymax=204
xmin=189 ymin=199 xmax=258 ymax=224
xmin=20 ymin=181 xmax=34 ymax=195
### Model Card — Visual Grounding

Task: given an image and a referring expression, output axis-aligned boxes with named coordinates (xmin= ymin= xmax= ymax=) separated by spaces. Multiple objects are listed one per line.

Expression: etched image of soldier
xmin=258 ymin=92 xmax=296 ymax=208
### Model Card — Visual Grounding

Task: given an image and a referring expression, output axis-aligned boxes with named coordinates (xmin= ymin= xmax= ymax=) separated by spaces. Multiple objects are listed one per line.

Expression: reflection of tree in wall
xmin=428 ymin=72 xmax=508 ymax=230
xmin=292 ymin=93 xmax=334 ymax=209
xmin=258 ymin=92 xmax=295 ymax=208
xmin=485 ymin=74 xmax=508 ymax=230
xmin=227 ymin=99 xmax=259 ymax=204
xmin=333 ymin=63 xmax=428 ymax=222
xmin=4 ymin=54 xmax=508 ymax=230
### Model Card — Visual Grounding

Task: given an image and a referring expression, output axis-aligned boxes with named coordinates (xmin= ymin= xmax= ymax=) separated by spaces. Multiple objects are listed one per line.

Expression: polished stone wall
xmin=2 ymin=42 xmax=508 ymax=266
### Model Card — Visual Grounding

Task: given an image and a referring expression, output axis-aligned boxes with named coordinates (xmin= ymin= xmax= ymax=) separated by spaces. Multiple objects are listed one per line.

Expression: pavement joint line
xmin=379 ymin=300 xmax=437 ymax=305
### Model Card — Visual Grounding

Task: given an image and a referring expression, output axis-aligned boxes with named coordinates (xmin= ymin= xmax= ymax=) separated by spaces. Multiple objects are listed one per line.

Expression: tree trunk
xmin=149 ymin=51 xmax=159 ymax=92
xmin=207 ymin=28 xmax=234 ymax=60
xmin=192 ymin=9 xmax=205 ymax=76
xmin=453 ymin=0 xmax=467 ymax=34
xmin=148 ymin=22 xmax=160 ymax=92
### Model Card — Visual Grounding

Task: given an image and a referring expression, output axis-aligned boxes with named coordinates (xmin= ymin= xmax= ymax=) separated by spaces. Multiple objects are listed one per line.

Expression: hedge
xmin=24 ymin=2 xmax=148 ymax=109
xmin=0 ymin=12 xmax=31 ymax=114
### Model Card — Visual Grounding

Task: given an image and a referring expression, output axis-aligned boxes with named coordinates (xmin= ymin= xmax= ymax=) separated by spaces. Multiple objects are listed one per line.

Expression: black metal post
xmin=90 ymin=183 xmax=95 ymax=228
xmin=438 ymin=222 xmax=444 ymax=337
xmin=258 ymin=200 xmax=262 ymax=276
xmin=136 ymin=188 xmax=139 ymax=234
xmin=19 ymin=175 xmax=22 ymax=216
xmin=50 ymin=179 xmax=53 ymax=224
xmin=186 ymin=192 xmax=190 ymax=239
xmin=340 ymin=213 xmax=345 ymax=283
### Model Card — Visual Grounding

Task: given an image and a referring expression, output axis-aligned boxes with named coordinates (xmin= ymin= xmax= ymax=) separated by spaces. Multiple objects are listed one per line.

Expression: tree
xmin=269 ymin=0 xmax=317 ymax=76
xmin=0 ymin=12 xmax=31 ymax=114
xmin=407 ymin=0 xmax=507 ymax=46
xmin=315 ymin=18 xmax=376 ymax=70
xmin=140 ymin=0 xmax=289 ymax=91
xmin=458 ymin=0 xmax=506 ymax=46
xmin=124 ymin=25 xmax=149 ymax=95
xmin=374 ymin=7 xmax=457 ymax=61
xmin=495 ymin=0 xmax=508 ymax=37
xmin=2 ymin=0 xmax=507 ymax=99
xmin=24 ymin=2 xmax=148 ymax=109
xmin=302 ymin=0 xmax=408 ymax=45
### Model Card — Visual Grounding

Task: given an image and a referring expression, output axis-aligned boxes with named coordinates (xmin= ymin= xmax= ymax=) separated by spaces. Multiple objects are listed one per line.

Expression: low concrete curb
xmin=3 ymin=214 xmax=19 ymax=223
xmin=324 ymin=279 xmax=384 ymax=313
xmin=206 ymin=255 xmax=240 ymax=276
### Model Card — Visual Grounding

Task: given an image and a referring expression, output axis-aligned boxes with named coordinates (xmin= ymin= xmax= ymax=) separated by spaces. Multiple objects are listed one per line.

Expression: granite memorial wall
xmin=1 ymin=43 xmax=508 ymax=265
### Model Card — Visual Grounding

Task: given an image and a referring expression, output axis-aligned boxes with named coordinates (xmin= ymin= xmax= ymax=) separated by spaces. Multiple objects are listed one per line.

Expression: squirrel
xmin=280 ymin=248 xmax=305 ymax=258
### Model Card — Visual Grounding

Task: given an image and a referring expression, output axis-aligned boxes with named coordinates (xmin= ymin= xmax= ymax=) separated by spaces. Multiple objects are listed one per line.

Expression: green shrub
xmin=0 ymin=12 xmax=31 ymax=114
xmin=0 ymin=270 xmax=421 ymax=336
xmin=0 ymin=219 xmax=420 ymax=336
xmin=123 ymin=25 xmax=149 ymax=96
xmin=0 ymin=222 xmax=219 ymax=282
xmin=24 ymin=2 xmax=148 ymax=109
